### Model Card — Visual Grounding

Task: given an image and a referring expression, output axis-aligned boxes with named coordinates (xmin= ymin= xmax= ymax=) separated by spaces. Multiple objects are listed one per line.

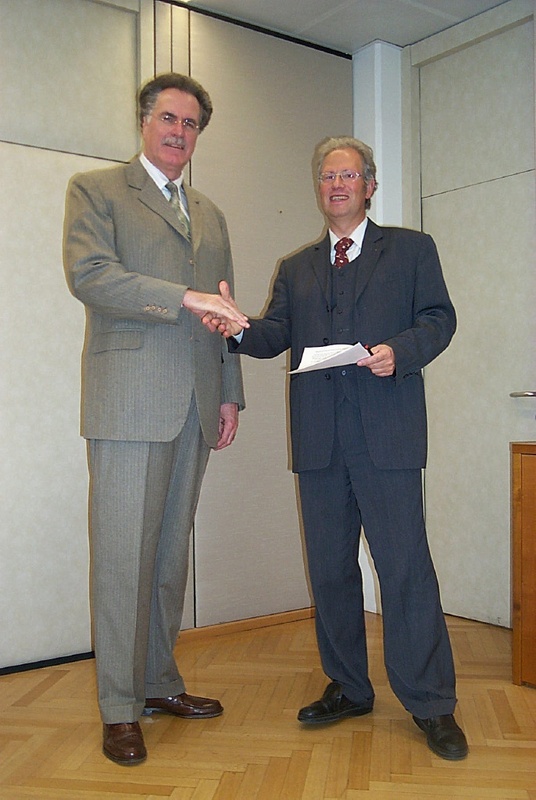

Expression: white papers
xmin=289 ymin=342 xmax=371 ymax=374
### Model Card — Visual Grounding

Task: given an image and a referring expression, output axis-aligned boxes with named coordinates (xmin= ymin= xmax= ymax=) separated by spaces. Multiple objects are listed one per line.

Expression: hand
xmin=215 ymin=402 xmax=239 ymax=450
xmin=357 ymin=344 xmax=395 ymax=377
xmin=200 ymin=281 xmax=247 ymax=338
xmin=183 ymin=281 xmax=249 ymax=333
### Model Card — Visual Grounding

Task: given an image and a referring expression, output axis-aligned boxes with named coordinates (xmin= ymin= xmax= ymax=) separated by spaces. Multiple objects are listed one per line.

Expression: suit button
xmin=324 ymin=373 xmax=331 ymax=380
xmin=341 ymin=369 xmax=347 ymax=376
xmin=323 ymin=338 xmax=329 ymax=345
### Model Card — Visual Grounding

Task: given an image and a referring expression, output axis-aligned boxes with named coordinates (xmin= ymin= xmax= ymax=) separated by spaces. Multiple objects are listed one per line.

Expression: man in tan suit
xmin=63 ymin=73 xmax=248 ymax=766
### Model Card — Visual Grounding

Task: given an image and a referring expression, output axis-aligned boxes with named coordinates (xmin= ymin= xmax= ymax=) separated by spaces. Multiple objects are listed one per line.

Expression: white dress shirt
xmin=140 ymin=153 xmax=190 ymax=220
xmin=328 ymin=217 xmax=368 ymax=264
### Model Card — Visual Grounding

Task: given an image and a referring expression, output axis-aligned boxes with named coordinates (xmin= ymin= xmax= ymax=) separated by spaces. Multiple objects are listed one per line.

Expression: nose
xmin=332 ymin=172 xmax=346 ymax=187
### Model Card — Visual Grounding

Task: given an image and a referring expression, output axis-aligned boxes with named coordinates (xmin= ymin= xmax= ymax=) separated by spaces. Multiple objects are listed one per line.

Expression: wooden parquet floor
xmin=1 ymin=613 xmax=536 ymax=800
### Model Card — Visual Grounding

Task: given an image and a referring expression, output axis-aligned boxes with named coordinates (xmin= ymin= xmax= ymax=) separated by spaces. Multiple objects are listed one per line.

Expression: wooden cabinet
xmin=511 ymin=442 xmax=536 ymax=686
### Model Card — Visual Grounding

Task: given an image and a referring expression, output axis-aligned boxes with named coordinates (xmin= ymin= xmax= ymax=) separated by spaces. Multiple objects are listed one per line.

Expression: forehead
xmin=322 ymin=147 xmax=363 ymax=170
xmin=152 ymin=88 xmax=201 ymax=117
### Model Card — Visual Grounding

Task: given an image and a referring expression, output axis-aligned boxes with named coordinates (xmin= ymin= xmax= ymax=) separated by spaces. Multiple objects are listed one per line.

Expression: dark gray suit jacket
xmin=232 ymin=220 xmax=455 ymax=472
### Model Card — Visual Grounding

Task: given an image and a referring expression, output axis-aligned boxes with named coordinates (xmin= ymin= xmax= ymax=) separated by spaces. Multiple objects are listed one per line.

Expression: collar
xmin=328 ymin=217 xmax=368 ymax=252
xmin=139 ymin=153 xmax=185 ymax=193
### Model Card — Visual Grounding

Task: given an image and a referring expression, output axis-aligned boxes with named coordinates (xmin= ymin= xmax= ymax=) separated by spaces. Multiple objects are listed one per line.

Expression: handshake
xmin=182 ymin=280 xmax=249 ymax=338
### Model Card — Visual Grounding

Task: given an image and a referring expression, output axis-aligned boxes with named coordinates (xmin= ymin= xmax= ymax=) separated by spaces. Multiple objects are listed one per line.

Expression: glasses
xmin=319 ymin=170 xmax=362 ymax=183
xmin=155 ymin=113 xmax=200 ymax=132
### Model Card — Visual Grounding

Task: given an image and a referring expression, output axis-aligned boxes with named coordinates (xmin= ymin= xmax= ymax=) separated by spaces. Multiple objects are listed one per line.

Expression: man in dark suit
xmin=63 ymin=73 xmax=248 ymax=766
xmin=207 ymin=136 xmax=468 ymax=760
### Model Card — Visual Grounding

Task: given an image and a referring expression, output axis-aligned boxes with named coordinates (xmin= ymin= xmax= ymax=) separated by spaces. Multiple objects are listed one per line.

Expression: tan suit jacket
xmin=63 ymin=157 xmax=244 ymax=446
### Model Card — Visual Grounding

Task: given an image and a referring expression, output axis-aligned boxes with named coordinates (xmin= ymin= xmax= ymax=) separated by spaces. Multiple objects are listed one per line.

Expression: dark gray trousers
xmin=298 ymin=397 xmax=456 ymax=719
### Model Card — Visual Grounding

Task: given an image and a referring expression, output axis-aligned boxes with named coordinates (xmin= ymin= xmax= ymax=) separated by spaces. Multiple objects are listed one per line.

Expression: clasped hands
xmin=182 ymin=281 xmax=249 ymax=337
xmin=187 ymin=280 xmax=395 ymax=376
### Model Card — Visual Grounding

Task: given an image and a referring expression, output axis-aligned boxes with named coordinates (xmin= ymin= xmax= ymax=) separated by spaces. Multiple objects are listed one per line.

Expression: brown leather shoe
xmin=144 ymin=692 xmax=223 ymax=718
xmin=102 ymin=722 xmax=147 ymax=765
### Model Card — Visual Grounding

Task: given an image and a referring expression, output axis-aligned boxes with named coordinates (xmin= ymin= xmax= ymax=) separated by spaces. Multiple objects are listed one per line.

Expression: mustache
xmin=162 ymin=135 xmax=186 ymax=147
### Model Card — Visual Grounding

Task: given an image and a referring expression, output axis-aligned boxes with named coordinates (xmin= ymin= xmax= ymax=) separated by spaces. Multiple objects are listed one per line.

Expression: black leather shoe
xmin=413 ymin=714 xmax=468 ymax=760
xmin=298 ymin=681 xmax=373 ymax=724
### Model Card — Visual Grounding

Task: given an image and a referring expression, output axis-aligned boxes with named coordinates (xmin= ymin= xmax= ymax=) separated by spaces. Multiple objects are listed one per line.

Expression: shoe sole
xmin=298 ymin=706 xmax=373 ymax=725
xmin=103 ymin=747 xmax=147 ymax=766
xmin=143 ymin=707 xmax=223 ymax=719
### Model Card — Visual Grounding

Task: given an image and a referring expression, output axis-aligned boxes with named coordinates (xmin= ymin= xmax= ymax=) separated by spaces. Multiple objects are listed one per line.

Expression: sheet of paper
xmin=289 ymin=342 xmax=371 ymax=374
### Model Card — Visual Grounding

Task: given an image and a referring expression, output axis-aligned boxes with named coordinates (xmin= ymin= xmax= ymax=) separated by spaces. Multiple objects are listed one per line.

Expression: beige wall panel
xmin=188 ymin=15 xmax=353 ymax=625
xmin=411 ymin=0 xmax=533 ymax=66
xmin=0 ymin=138 xmax=195 ymax=662
xmin=155 ymin=0 xmax=172 ymax=74
xmin=171 ymin=5 xmax=190 ymax=75
xmin=0 ymin=0 xmax=198 ymax=667
xmin=154 ymin=1 xmax=190 ymax=78
xmin=403 ymin=1 xmax=535 ymax=628
xmin=154 ymin=0 xmax=189 ymax=76
xmin=423 ymin=172 xmax=535 ymax=625
xmin=420 ymin=19 xmax=533 ymax=197
xmin=0 ymin=143 xmax=100 ymax=666
xmin=0 ymin=0 xmax=138 ymax=161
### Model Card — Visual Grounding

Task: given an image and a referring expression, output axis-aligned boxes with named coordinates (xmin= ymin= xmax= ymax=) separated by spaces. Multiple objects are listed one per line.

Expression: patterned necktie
xmin=334 ymin=237 xmax=354 ymax=267
xmin=166 ymin=181 xmax=190 ymax=240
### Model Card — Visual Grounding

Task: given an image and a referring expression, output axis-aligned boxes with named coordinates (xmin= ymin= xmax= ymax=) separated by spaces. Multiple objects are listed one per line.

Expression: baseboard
xmin=0 ymin=650 xmax=94 ymax=676
xmin=0 ymin=608 xmax=316 ymax=674
xmin=180 ymin=606 xmax=315 ymax=640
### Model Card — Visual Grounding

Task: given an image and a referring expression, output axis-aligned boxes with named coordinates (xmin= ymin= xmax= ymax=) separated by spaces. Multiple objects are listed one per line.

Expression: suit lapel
xmin=354 ymin=219 xmax=384 ymax=303
xmin=126 ymin=159 xmax=192 ymax=243
xmin=308 ymin=223 xmax=385 ymax=308
xmin=310 ymin=234 xmax=332 ymax=307
xmin=184 ymin=186 xmax=202 ymax=252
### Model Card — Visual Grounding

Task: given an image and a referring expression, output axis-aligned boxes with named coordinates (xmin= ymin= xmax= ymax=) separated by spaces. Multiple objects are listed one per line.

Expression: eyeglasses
xmin=155 ymin=113 xmax=200 ymax=132
xmin=319 ymin=170 xmax=362 ymax=183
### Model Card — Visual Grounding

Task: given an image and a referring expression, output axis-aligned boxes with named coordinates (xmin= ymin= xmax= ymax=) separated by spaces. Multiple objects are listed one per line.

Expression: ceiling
xmin=182 ymin=0 xmax=509 ymax=54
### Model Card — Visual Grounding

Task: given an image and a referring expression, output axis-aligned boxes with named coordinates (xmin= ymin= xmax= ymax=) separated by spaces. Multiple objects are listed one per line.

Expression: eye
xmin=182 ymin=119 xmax=198 ymax=131
xmin=160 ymin=113 xmax=175 ymax=124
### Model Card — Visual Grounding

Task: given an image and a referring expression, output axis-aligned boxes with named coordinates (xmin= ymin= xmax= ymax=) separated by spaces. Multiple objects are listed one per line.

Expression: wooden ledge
xmin=179 ymin=607 xmax=315 ymax=641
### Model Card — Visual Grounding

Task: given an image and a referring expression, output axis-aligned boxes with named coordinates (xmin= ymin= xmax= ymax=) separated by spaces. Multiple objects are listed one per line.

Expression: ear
xmin=365 ymin=179 xmax=376 ymax=200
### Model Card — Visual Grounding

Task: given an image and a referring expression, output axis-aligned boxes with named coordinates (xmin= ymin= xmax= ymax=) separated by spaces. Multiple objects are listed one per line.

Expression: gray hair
xmin=314 ymin=136 xmax=378 ymax=209
xmin=137 ymin=72 xmax=213 ymax=132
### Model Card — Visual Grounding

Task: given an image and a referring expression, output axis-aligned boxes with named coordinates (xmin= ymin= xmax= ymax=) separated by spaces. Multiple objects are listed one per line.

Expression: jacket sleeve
xmin=384 ymin=232 xmax=456 ymax=384
xmin=230 ymin=259 xmax=293 ymax=359
xmin=63 ymin=172 xmax=187 ymax=323
xmin=218 ymin=213 xmax=246 ymax=409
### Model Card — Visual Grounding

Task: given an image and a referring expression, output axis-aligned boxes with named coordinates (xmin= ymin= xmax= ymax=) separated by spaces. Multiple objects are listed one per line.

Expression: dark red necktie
xmin=334 ymin=237 xmax=354 ymax=267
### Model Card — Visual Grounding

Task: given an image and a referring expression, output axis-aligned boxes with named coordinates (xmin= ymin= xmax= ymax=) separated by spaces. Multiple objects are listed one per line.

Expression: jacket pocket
xmin=91 ymin=329 xmax=144 ymax=353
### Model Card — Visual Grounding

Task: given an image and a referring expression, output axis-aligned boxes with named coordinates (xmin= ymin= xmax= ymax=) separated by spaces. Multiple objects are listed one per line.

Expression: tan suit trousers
xmin=88 ymin=396 xmax=210 ymax=724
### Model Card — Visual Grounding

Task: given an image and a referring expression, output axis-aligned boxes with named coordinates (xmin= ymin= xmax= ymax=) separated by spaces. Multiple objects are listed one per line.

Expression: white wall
xmin=188 ymin=12 xmax=353 ymax=627
xmin=412 ymin=0 xmax=535 ymax=626
xmin=0 ymin=0 xmax=147 ymax=668
xmin=0 ymin=0 xmax=352 ymax=666
xmin=352 ymin=41 xmax=403 ymax=613
xmin=3 ymin=0 xmax=528 ymax=669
